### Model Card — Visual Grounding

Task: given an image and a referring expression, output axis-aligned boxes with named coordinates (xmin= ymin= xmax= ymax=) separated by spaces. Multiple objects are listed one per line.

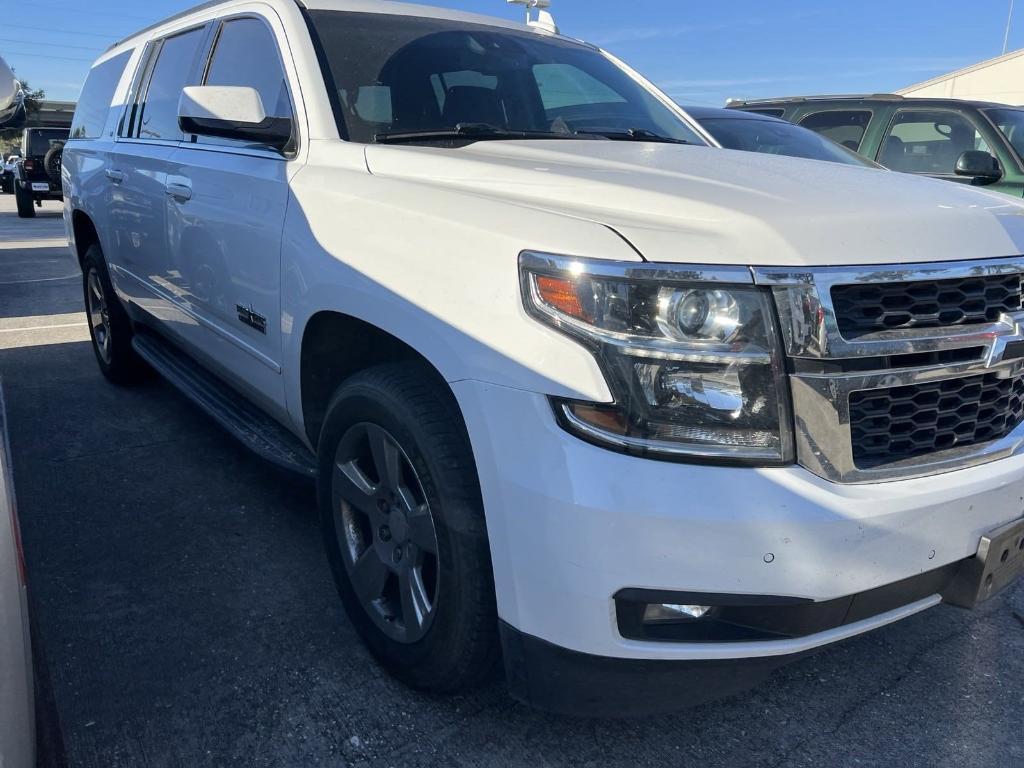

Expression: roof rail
xmin=726 ymin=93 xmax=904 ymax=107
xmin=108 ymin=0 xmax=252 ymax=50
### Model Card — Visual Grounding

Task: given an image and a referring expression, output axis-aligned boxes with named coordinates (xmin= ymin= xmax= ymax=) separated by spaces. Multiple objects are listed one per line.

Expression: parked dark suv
xmin=13 ymin=127 xmax=68 ymax=217
xmin=728 ymin=95 xmax=1024 ymax=197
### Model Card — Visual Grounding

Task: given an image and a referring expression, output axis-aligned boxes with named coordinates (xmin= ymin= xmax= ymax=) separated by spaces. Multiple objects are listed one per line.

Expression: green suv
xmin=727 ymin=95 xmax=1024 ymax=197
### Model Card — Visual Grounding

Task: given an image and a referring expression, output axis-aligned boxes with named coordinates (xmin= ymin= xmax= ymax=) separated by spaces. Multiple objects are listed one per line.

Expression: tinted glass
xmin=745 ymin=108 xmax=785 ymax=118
xmin=798 ymin=110 xmax=871 ymax=151
xmin=699 ymin=117 xmax=875 ymax=166
xmin=986 ymin=108 xmax=1024 ymax=160
xmin=879 ymin=110 xmax=989 ymax=174
xmin=71 ymin=51 xmax=132 ymax=139
xmin=137 ymin=27 xmax=204 ymax=141
xmin=308 ymin=11 xmax=704 ymax=145
xmin=204 ymin=18 xmax=291 ymax=119
xmin=24 ymin=128 xmax=69 ymax=156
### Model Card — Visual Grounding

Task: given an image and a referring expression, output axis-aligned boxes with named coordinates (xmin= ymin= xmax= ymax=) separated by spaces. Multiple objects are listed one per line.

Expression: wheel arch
xmin=298 ymin=310 xmax=464 ymax=449
xmin=70 ymin=208 xmax=101 ymax=266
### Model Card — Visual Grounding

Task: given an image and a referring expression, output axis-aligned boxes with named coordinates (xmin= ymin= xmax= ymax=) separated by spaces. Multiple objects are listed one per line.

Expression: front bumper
xmin=454 ymin=379 xmax=1024 ymax=670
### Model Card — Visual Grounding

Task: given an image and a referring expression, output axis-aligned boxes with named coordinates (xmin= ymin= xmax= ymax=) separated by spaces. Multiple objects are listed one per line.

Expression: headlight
xmin=520 ymin=252 xmax=793 ymax=463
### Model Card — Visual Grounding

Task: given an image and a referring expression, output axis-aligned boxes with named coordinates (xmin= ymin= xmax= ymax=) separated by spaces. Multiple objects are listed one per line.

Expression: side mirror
xmin=178 ymin=85 xmax=291 ymax=152
xmin=955 ymin=150 xmax=1002 ymax=185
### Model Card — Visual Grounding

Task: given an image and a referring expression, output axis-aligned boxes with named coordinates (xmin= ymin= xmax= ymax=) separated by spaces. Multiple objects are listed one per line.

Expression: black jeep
xmin=13 ymin=127 xmax=68 ymax=217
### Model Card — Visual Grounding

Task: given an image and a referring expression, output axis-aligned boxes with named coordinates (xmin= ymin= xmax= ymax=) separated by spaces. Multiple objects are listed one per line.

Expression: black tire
xmin=82 ymin=243 xmax=148 ymax=385
xmin=317 ymin=364 xmax=499 ymax=693
xmin=14 ymin=182 xmax=34 ymax=218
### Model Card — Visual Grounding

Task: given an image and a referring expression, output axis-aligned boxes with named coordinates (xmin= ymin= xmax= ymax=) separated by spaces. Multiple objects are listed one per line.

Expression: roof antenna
xmin=507 ymin=0 xmax=558 ymax=34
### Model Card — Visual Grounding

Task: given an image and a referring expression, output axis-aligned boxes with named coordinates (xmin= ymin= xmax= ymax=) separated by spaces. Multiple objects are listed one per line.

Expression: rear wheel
xmin=82 ymin=244 xmax=148 ymax=385
xmin=317 ymin=364 xmax=499 ymax=692
xmin=14 ymin=183 xmax=34 ymax=218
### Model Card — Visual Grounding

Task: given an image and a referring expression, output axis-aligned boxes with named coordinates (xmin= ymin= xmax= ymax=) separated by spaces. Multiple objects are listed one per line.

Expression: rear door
xmin=63 ymin=48 xmax=136 ymax=262
xmin=106 ymin=25 xmax=209 ymax=318
xmin=161 ymin=14 xmax=297 ymax=415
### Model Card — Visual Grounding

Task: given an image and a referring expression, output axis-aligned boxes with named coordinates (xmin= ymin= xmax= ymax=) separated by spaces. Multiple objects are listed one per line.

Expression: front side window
xmin=307 ymin=11 xmax=704 ymax=146
xmin=135 ymin=27 xmax=205 ymax=141
xmin=199 ymin=17 xmax=292 ymax=146
xmin=878 ymin=110 xmax=989 ymax=175
xmin=71 ymin=51 xmax=132 ymax=139
xmin=798 ymin=110 xmax=872 ymax=151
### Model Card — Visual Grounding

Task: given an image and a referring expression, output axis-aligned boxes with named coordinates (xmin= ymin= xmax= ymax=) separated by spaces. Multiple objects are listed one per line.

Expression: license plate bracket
xmin=943 ymin=517 xmax=1024 ymax=608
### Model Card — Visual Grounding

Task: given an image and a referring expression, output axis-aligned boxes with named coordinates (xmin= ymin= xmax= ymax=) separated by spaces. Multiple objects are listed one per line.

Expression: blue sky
xmin=2 ymin=0 xmax=1021 ymax=106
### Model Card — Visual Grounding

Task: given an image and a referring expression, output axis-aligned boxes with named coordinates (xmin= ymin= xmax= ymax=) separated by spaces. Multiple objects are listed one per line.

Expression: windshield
xmin=697 ymin=116 xmax=876 ymax=167
xmin=307 ymin=11 xmax=705 ymax=145
xmin=986 ymin=108 xmax=1024 ymax=160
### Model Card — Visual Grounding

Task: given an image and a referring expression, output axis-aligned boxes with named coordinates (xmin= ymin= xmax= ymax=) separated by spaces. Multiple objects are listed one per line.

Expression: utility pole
xmin=1004 ymin=0 xmax=1015 ymax=54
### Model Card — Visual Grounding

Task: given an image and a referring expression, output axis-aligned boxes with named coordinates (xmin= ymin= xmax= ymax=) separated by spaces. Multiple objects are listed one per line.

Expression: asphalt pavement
xmin=1 ymin=193 xmax=1023 ymax=768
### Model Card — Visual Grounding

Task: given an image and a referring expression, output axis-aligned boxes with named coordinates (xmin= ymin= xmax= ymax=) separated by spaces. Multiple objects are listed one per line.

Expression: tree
xmin=16 ymin=75 xmax=44 ymax=115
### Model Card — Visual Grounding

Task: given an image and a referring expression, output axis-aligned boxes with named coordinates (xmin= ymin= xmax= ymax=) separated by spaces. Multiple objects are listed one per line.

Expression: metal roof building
xmin=897 ymin=48 xmax=1024 ymax=105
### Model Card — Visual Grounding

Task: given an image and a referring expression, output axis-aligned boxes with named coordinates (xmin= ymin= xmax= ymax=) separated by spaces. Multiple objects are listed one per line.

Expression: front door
xmin=161 ymin=15 xmax=297 ymax=416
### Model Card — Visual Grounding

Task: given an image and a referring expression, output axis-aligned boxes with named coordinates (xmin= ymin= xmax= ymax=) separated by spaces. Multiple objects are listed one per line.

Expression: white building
xmin=897 ymin=48 xmax=1024 ymax=105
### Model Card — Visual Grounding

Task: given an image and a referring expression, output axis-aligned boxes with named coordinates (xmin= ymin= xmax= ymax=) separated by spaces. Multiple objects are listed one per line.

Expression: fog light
xmin=643 ymin=603 xmax=712 ymax=623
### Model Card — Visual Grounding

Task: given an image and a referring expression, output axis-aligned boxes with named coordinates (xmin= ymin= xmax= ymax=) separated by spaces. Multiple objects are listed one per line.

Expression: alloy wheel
xmin=331 ymin=422 xmax=440 ymax=643
xmin=86 ymin=268 xmax=112 ymax=364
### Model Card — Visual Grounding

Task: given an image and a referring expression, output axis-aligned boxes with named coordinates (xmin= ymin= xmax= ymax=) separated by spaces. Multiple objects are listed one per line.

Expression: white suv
xmin=62 ymin=0 xmax=1024 ymax=715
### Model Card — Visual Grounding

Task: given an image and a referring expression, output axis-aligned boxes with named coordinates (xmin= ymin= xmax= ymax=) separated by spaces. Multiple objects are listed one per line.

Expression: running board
xmin=132 ymin=331 xmax=318 ymax=478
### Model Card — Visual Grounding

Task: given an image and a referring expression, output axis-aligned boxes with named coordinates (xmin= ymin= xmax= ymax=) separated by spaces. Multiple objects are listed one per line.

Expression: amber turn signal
xmin=535 ymin=275 xmax=590 ymax=322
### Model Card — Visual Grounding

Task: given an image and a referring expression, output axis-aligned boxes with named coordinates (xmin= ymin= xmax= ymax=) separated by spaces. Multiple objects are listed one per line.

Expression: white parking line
xmin=0 ymin=322 xmax=88 ymax=333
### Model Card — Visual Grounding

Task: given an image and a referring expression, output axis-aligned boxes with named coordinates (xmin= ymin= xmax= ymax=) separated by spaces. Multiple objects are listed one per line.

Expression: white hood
xmin=365 ymin=141 xmax=1024 ymax=267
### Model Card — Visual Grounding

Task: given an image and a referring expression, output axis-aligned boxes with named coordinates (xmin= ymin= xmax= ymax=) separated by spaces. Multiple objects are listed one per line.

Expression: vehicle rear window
xmin=698 ymin=116 xmax=874 ymax=166
xmin=70 ymin=50 xmax=132 ymax=139
xmin=23 ymin=128 xmax=69 ymax=156
xmin=798 ymin=110 xmax=871 ymax=151
xmin=135 ymin=27 xmax=205 ymax=141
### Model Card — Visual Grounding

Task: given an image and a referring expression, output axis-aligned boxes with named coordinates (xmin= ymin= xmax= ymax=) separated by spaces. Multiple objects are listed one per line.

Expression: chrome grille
xmin=849 ymin=370 xmax=1024 ymax=469
xmin=754 ymin=257 xmax=1024 ymax=484
xmin=831 ymin=274 xmax=1022 ymax=339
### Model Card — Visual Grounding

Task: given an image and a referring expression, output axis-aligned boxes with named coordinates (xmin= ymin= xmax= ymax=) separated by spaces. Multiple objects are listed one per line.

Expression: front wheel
xmin=317 ymin=364 xmax=499 ymax=693
xmin=14 ymin=183 xmax=34 ymax=218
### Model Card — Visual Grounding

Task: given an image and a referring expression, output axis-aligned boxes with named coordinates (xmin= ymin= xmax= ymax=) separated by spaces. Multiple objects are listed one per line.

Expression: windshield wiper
xmin=574 ymin=128 xmax=691 ymax=145
xmin=374 ymin=123 xmax=586 ymax=144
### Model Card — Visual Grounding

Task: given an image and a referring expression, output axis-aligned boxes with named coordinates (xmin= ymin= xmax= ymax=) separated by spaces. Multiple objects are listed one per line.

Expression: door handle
xmin=105 ymin=169 xmax=125 ymax=183
xmin=165 ymin=182 xmax=192 ymax=203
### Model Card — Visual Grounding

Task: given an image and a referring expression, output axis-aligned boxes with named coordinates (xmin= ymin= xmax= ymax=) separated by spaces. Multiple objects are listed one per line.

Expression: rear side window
xmin=745 ymin=108 xmax=784 ymax=118
xmin=798 ymin=110 xmax=872 ymax=151
xmin=198 ymin=17 xmax=292 ymax=146
xmin=135 ymin=27 xmax=205 ymax=141
xmin=70 ymin=51 xmax=132 ymax=139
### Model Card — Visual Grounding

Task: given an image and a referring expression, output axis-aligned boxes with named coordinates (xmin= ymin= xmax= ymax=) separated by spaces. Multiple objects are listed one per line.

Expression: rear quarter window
xmin=70 ymin=50 xmax=133 ymax=139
